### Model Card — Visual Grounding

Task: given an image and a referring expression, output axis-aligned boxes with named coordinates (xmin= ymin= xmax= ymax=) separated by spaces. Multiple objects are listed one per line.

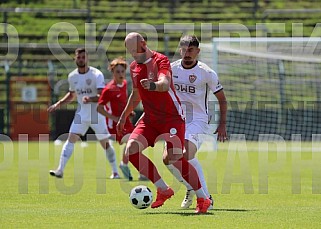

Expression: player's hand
xmin=82 ymin=96 xmax=90 ymax=104
xmin=116 ymin=116 xmax=126 ymax=135
xmin=215 ymin=123 xmax=228 ymax=142
xmin=47 ymin=102 xmax=60 ymax=113
xmin=140 ymin=79 xmax=153 ymax=90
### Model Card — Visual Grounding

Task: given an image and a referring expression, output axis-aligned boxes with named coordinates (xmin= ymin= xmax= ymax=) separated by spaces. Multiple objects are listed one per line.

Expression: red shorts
xmin=129 ymin=117 xmax=185 ymax=150
xmin=108 ymin=119 xmax=134 ymax=144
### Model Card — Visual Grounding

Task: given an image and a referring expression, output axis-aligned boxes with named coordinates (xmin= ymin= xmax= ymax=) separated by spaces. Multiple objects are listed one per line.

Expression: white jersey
xmin=171 ymin=60 xmax=223 ymax=124
xmin=68 ymin=66 xmax=106 ymax=122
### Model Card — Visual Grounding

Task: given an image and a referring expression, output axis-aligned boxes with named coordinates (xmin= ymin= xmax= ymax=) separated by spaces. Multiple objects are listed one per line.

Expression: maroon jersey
xmin=130 ymin=51 xmax=184 ymax=123
xmin=98 ymin=79 xmax=134 ymax=142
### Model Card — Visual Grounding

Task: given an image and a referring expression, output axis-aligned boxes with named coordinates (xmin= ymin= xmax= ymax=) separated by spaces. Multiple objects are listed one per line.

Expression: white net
xmin=201 ymin=37 xmax=321 ymax=140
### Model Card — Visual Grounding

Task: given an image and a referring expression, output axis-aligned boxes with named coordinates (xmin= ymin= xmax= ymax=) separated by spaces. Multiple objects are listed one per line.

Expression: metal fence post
xmin=4 ymin=60 xmax=10 ymax=136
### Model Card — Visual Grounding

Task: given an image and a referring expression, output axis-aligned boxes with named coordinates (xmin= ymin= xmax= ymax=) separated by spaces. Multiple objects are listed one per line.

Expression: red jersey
xmin=98 ymin=79 xmax=134 ymax=142
xmin=130 ymin=51 xmax=184 ymax=123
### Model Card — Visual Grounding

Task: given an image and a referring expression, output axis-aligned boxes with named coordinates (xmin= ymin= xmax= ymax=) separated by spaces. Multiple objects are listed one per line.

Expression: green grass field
xmin=1 ymin=140 xmax=321 ymax=228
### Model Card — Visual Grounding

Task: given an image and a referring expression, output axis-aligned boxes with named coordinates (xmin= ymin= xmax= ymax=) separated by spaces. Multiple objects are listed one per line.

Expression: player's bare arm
xmin=83 ymin=88 xmax=103 ymax=104
xmin=47 ymin=91 xmax=76 ymax=113
xmin=117 ymin=88 xmax=141 ymax=134
xmin=140 ymin=71 xmax=171 ymax=92
xmin=214 ymin=90 xmax=228 ymax=142
xmin=97 ymin=104 xmax=119 ymax=122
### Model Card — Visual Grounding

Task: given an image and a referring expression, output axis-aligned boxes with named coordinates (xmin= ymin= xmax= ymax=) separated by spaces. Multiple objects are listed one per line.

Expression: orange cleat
xmin=195 ymin=197 xmax=211 ymax=214
xmin=151 ymin=187 xmax=174 ymax=208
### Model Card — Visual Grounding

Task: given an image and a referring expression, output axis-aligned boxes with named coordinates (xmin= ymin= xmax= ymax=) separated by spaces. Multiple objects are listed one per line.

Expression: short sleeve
xmin=157 ymin=55 xmax=171 ymax=79
xmin=98 ymin=87 xmax=110 ymax=105
xmin=68 ymin=74 xmax=75 ymax=92
xmin=207 ymin=70 xmax=223 ymax=94
xmin=96 ymin=71 xmax=106 ymax=89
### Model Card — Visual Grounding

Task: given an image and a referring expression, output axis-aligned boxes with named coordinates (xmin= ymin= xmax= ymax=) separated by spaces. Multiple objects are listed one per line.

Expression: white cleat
xmin=49 ymin=169 xmax=63 ymax=178
xmin=110 ymin=173 xmax=120 ymax=179
xmin=181 ymin=189 xmax=195 ymax=209
xmin=208 ymin=195 xmax=214 ymax=210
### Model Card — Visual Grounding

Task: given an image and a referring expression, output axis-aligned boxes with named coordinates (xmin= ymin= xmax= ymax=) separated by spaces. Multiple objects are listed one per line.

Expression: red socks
xmin=129 ymin=152 xmax=161 ymax=183
xmin=173 ymin=157 xmax=201 ymax=190
xmin=129 ymin=152 xmax=201 ymax=191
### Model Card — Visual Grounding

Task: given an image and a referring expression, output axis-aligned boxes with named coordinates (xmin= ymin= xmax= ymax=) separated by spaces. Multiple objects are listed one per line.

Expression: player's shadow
xmin=145 ymin=211 xmax=214 ymax=216
xmin=214 ymin=208 xmax=255 ymax=212
xmin=145 ymin=208 xmax=255 ymax=216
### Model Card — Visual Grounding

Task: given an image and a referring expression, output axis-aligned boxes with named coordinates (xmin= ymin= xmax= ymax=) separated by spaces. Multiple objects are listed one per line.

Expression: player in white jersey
xmin=48 ymin=48 xmax=120 ymax=179
xmin=163 ymin=35 xmax=228 ymax=209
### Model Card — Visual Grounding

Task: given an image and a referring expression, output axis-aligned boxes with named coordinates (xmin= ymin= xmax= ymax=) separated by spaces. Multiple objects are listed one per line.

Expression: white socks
xmin=166 ymin=158 xmax=209 ymax=198
xmin=57 ymin=140 xmax=119 ymax=174
xmin=166 ymin=164 xmax=193 ymax=190
xmin=154 ymin=178 xmax=169 ymax=191
xmin=105 ymin=145 xmax=118 ymax=174
xmin=57 ymin=140 xmax=74 ymax=171
xmin=189 ymin=158 xmax=209 ymax=197
xmin=195 ymin=188 xmax=207 ymax=199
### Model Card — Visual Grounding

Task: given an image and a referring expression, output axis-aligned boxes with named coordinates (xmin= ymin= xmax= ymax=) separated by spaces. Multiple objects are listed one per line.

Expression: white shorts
xmin=69 ymin=115 xmax=110 ymax=141
xmin=185 ymin=121 xmax=216 ymax=150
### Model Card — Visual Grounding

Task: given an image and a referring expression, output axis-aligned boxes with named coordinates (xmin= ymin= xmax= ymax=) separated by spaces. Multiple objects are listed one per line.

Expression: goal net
xmin=200 ymin=37 xmax=321 ymax=141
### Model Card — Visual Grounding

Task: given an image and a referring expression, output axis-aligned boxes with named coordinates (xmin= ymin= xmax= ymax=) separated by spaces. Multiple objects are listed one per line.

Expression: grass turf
xmin=0 ymin=140 xmax=321 ymax=228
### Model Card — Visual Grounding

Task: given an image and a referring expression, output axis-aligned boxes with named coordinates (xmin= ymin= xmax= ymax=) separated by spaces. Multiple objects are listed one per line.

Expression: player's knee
xmin=68 ymin=133 xmax=80 ymax=143
xmin=163 ymin=153 xmax=170 ymax=165
xmin=166 ymin=148 xmax=184 ymax=164
xmin=126 ymin=140 xmax=140 ymax=155
xmin=183 ymin=150 xmax=196 ymax=161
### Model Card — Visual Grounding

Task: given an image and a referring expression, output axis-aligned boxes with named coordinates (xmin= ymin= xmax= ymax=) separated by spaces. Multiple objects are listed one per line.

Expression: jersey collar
xmin=181 ymin=60 xmax=198 ymax=70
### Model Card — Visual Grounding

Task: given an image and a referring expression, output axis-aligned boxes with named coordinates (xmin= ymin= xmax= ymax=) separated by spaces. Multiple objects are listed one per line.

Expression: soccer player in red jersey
xmin=97 ymin=57 xmax=135 ymax=181
xmin=117 ymin=32 xmax=211 ymax=213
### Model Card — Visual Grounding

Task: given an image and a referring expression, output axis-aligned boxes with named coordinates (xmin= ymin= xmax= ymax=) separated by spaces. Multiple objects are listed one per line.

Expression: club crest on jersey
xmin=189 ymin=74 xmax=197 ymax=83
xmin=86 ymin=79 xmax=92 ymax=85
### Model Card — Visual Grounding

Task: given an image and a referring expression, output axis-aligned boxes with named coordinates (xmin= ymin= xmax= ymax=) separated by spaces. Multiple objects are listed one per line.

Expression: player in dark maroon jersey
xmin=117 ymin=32 xmax=211 ymax=213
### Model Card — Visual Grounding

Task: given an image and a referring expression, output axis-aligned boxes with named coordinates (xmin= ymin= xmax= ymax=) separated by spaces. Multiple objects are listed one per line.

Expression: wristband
xmin=149 ymin=82 xmax=156 ymax=91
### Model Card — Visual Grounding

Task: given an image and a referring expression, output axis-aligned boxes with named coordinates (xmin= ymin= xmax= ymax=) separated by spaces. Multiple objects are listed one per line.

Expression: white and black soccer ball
xmin=129 ymin=185 xmax=153 ymax=209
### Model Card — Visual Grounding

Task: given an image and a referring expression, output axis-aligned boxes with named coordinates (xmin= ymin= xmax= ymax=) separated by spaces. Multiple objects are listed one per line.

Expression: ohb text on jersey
xmin=76 ymin=88 xmax=93 ymax=95
xmin=174 ymin=83 xmax=196 ymax=94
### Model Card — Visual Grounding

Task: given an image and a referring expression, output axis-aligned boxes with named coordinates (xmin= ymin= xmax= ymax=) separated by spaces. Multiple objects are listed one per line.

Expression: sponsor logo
xmin=76 ymin=88 xmax=93 ymax=95
xmin=174 ymin=83 xmax=196 ymax=94
xmin=170 ymin=128 xmax=177 ymax=138
xmin=191 ymin=134 xmax=199 ymax=142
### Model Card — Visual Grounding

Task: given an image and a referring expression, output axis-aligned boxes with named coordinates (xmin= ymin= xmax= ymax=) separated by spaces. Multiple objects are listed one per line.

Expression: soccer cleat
xmin=151 ymin=187 xmax=174 ymax=208
xmin=181 ymin=189 xmax=195 ymax=209
xmin=110 ymin=173 xmax=120 ymax=179
xmin=138 ymin=174 xmax=149 ymax=181
xmin=208 ymin=195 xmax=214 ymax=210
xmin=49 ymin=169 xmax=63 ymax=178
xmin=195 ymin=197 xmax=211 ymax=214
xmin=119 ymin=164 xmax=133 ymax=181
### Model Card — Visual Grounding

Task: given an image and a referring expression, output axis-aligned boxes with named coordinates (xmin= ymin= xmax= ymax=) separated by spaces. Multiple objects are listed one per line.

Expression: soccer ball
xmin=129 ymin=185 xmax=153 ymax=209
